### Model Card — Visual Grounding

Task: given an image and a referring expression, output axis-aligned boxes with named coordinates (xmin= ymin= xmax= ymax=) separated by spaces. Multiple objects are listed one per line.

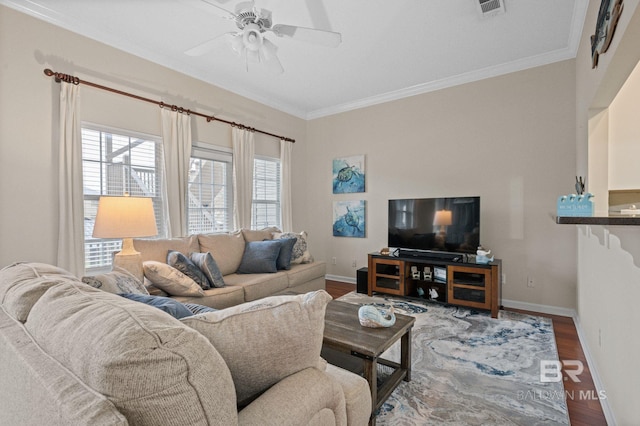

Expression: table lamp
xmin=92 ymin=195 xmax=158 ymax=281
xmin=433 ymin=209 xmax=452 ymax=233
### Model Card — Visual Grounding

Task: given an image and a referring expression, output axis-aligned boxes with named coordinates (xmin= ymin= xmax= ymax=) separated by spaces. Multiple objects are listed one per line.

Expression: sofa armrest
xmin=238 ymin=367 xmax=347 ymax=426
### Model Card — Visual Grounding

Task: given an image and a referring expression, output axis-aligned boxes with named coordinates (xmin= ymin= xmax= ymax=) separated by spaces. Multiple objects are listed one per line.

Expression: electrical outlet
xmin=331 ymin=257 xmax=337 ymax=265
xmin=527 ymin=276 xmax=535 ymax=288
xmin=352 ymin=259 xmax=357 ymax=268
xmin=502 ymin=273 xmax=506 ymax=286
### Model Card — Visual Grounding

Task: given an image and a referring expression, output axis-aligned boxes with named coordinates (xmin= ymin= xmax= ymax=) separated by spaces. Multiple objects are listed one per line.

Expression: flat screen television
xmin=388 ymin=197 xmax=480 ymax=255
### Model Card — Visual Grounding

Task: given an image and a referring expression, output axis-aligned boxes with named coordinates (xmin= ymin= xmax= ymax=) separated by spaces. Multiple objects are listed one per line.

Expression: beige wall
xmin=609 ymin=61 xmax=640 ymax=189
xmin=0 ymin=5 xmax=307 ymax=268
xmin=307 ymin=60 xmax=578 ymax=309
xmin=576 ymin=0 xmax=640 ymax=424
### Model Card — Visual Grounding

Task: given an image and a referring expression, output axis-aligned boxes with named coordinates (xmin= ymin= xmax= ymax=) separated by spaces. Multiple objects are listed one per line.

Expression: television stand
xmin=368 ymin=252 xmax=502 ymax=318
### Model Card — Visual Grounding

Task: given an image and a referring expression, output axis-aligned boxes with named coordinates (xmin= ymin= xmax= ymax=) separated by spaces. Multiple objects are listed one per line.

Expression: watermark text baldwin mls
xmin=518 ymin=389 xmax=607 ymax=401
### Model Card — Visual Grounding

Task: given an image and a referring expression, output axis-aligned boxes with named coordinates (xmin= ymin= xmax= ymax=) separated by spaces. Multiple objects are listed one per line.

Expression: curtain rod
xmin=43 ymin=68 xmax=295 ymax=143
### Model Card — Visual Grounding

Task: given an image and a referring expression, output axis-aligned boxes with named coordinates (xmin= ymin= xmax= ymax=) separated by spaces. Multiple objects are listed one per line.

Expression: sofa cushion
xmin=198 ymin=231 xmax=245 ymax=276
xmin=25 ymin=282 xmax=239 ymax=425
xmin=190 ymin=252 xmax=225 ymax=288
xmin=286 ymin=262 xmax=327 ymax=288
xmin=143 ymin=261 xmax=204 ymax=297
xmin=133 ymin=236 xmax=200 ymax=263
xmin=181 ymin=290 xmax=332 ymax=407
xmin=224 ymin=272 xmax=289 ymax=302
xmin=273 ymin=231 xmax=313 ymax=264
xmin=237 ymin=240 xmax=282 ymax=274
xmin=241 ymin=226 xmax=280 ymax=242
xmin=0 ymin=262 xmax=80 ymax=322
xmin=167 ymin=250 xmax=211 ymax=290
xmin=0 ymin=310 xmax=128 ymax=425
xmin=119 ymin=293 xmax=194 ymax=319
xmin=81 ymin=267 xmax=149 ymax=295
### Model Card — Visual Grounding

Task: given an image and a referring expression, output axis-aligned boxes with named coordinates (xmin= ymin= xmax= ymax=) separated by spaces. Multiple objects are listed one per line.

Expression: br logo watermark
xmin=540 ymin=360 xmax=583 ymax=383
xmin=529 ymin=360 xmax=607 ymax=401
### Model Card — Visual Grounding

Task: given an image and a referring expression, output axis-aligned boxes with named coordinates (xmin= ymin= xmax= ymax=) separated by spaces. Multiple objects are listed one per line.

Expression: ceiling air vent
xmin=477 ymin=0 xmax=505 ymax=18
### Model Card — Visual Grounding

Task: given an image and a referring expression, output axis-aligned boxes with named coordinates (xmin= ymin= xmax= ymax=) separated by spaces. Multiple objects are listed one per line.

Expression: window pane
xmin=82 ymin=127 xmax=165 ymax=271
xmin=252 ymin=157 xmax=280 ymax=230
xmin=188 ymin=148 xmax=233 ymax=234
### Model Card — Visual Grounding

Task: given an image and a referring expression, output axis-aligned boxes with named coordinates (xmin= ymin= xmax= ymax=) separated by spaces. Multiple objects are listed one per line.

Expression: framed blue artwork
xmin=333 ymin=200 xmax=365 ymax=238
xmin=333 ymin=155 xmax=365 ymax=194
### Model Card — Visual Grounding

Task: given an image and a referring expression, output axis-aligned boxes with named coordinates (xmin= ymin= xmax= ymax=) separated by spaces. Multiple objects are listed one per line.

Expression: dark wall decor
xmin=591 ymin=0 xmax=624 ymax=68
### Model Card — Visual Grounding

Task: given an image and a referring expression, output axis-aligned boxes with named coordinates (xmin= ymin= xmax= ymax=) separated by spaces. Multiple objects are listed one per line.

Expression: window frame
xmin=252 ymin=155 xmax=281 ymax=230
xmin=81 ymin=123 xmax=165 ymax=272
xmin=187 ymin=142 xmax=234 ymax=234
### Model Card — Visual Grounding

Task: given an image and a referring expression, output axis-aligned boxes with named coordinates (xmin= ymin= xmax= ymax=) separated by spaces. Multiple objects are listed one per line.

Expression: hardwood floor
xmin=325 ymin=280 xmax=608 ymax=426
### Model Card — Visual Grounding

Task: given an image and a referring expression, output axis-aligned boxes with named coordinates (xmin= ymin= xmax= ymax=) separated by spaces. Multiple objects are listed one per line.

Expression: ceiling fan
xmin=185 ymin=0 xmax=342 ymax=73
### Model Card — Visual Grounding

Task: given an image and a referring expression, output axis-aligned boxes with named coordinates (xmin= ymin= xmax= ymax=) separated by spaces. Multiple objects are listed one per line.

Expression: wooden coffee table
xmin=322 ymin=300 xmax=415 ymax=425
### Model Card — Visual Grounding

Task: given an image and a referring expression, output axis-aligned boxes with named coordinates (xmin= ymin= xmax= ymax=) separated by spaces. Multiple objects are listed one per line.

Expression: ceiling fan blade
xmin=185 ymin=32 xmax=233 ymax=56
xmin=270 ymin=24 xmax=341 ymax=47
xmin=304 ymin=0 xmax=332 ymax=33
xmin=230 ymin=32 xmax=245 ymax=56
xmin=260 ymin=38 xmax=284 ymax=74
xmin=200 ymin=0 xmax=236 ymax=19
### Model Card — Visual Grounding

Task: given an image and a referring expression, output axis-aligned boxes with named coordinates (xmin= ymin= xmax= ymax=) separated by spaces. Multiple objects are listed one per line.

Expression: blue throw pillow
xmin=273 ymin=237 xmax=297 ymax=270
xmin=167 ymin=250 xmax=211 ymax=290
xmin=190 ymin=252 xmax=225 ymax=288
xmin=183 ymin=303 xmax=217 ymax=315
xmin=119 ymin=293 xmax=193 ymax=319
xmin=237 ymin=240 xmax=282 ymax=274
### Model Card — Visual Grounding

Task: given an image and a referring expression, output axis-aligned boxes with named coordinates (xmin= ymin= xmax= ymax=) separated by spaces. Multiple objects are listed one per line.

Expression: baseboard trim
xmin=325 ymin=274 xmax=356 ymax=285
xmin=572 ymin=315 xmax=616 ymax=425
xmin=501 ymin=299 xmax=577 ymax=318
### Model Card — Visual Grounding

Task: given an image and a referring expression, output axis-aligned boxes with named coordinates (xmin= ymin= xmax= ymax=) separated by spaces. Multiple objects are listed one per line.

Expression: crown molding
xmin=306 ymin=45 xmax=580 ymax=120
xmin=2 ymin=0 xmax=589 ymax=122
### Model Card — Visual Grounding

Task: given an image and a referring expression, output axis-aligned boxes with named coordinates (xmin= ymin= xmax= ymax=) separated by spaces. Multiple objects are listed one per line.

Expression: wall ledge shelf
xmin=556 ymin=216 xmax=640 ymax=225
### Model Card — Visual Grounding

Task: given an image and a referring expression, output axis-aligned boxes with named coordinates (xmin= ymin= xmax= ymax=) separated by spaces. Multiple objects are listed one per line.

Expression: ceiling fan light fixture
xmin=242 ymin=24 xmax=263 ymax=52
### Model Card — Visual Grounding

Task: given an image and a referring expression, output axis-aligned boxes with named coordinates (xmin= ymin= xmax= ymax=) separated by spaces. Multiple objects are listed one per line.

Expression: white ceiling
xmin=2 ymin=0 xmax=588 ymax=119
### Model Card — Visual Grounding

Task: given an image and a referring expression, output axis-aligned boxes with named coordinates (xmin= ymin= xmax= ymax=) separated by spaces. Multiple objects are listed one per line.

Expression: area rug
xmin=337 ymin=292 xmax=570 ymax=425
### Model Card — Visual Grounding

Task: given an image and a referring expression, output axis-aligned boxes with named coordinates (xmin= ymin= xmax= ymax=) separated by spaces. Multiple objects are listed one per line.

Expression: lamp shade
xmin=92 ymin=196 xmax=158 ymax=239
xmin=433 ymin=210 xmax=452 ymax=227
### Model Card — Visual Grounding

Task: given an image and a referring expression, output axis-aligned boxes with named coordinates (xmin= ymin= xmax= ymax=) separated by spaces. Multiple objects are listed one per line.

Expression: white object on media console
xmin=428 ymin=288 xmax=439 ymax=300
xmin=423 ymin=267 xmax=432 ymax=281
xmin=411 ymin=266 xmax=421 ymax=280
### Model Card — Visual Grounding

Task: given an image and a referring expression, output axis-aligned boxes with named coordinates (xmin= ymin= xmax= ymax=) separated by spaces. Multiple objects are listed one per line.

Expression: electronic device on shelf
xmin=388 ymin=196 xmax=480 ymax=259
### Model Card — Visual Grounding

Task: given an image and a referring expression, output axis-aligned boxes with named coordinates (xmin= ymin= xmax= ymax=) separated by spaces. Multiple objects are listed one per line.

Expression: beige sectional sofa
xmin=0 ymin=262 xmax=371 ymax=425
xmin=132 ymin=228 xmax=326 ymax=309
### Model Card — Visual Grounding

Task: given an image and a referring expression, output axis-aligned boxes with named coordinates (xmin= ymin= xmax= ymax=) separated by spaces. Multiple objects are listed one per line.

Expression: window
xmin=252 ymin=156 xmax=281 ymax=230
xmin=188 ymin=144 xmax=233 ymax=234
xmin=82 ymin=125 xmax=165 ymax=270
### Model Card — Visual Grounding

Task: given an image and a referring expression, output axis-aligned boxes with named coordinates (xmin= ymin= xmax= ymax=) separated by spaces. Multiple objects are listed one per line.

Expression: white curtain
xmin=161 ymin=108 xmax=192 ymax=237
xmin=57 ymin=83 xmax=85 ymax=276
xmin=232 ymin=127 xmax=255 ymax=230
xmin=280 ymin=139 xmax=293 ymax=232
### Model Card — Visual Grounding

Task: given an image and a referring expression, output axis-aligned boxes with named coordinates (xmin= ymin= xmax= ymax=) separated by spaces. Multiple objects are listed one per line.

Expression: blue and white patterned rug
xmin=338 ymin=292 xmax=570 ymax=425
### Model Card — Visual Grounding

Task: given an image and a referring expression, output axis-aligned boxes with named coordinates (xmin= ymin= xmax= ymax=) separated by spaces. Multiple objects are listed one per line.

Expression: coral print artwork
xmin=333 ymin=155 xmax=365 ymax=194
